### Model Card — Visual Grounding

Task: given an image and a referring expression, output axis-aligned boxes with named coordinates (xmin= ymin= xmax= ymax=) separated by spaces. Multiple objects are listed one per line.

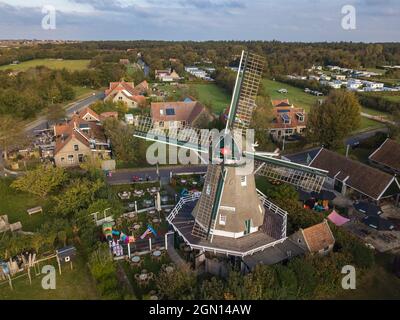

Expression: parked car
xmin=132 ymin=175 xmax=143 ymax=182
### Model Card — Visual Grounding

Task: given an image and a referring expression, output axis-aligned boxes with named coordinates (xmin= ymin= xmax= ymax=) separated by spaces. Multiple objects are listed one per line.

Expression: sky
xmin=0 ymin=0 xmax=399 ymax=42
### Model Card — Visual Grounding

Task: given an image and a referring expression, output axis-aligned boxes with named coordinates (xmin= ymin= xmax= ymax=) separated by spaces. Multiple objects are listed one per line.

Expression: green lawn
xmin=0 ymin=257 xmax=99 ymax=300
xmin=0 ymin=178 xmax=47 ymax=232
xmin=0 ymin=59 xmax=90 ymax=72
xmin=263 ymin=79 xmax=388 ymax=131
xmin=262 ymin=79 xmax=320 ymax=112
xmin=73 ymin=86 xmax=97 ymax=99
xmin=191 ymin=83 xmax=231 ymax=113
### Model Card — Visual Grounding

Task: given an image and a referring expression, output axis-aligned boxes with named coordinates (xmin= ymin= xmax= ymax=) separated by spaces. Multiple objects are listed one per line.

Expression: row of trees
xmin=2 ymin=41 xmax=400 ymax=79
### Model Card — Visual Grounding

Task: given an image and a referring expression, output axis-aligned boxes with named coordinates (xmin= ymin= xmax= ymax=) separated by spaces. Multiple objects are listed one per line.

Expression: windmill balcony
xmin=166 ymin=190 xmax=288 ymax=258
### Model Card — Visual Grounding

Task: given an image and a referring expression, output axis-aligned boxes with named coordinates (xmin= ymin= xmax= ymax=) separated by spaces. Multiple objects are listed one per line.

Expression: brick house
xmin=269 ymin=99 xmax=307 ymax=139
xmin=53 ymin=108 xmax=111 ymax=167
xmin=104 ymin=81 xmax=148 ymax=108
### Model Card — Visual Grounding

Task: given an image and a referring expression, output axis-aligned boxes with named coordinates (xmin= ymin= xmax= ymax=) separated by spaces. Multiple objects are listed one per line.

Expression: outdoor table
xmin=180 ymin=179 xmax=187 ymax=184
xmin=152 ymin=218 xmax=160 ymax=223
xmin=164 ymin=209 xmax=171 ymax=213
xmin=149 ymin=210 xmax=156 ymax=214
xmin=150 ymin=295 xmax=159 ymax=300
xmin=192 ymin=181 xmax=198 ymax=185
xmin=131 ymin=256 xmax=141 ymax=263
xmin=153 ymin=250 xmax=162 ymax=257
xmin=165 ymin=266 xmax=174 ymax=273
xmin=139 ymin=273 xmax=148 ymax=281
xmin=133 ymin=224 xmax=141 ymax=230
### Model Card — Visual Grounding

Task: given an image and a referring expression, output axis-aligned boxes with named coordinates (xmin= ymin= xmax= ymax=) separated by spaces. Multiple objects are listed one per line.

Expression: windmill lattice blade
xmin=133 ymin=115 xmax=210 ymax=153
xmin=252 ymin=155 xmax=327 ymax=192
xmin=192 ymin=164 xmax=225 ymax=239
xmin=229 ymin=52 xmax=265 ymax=131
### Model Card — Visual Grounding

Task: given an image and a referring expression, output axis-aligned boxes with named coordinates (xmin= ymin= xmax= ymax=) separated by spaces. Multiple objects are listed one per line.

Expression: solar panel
xmin=281 ymin=113 xmax=290 ymax=122
xmin=166 ymin=108 xmax=175 ymax=116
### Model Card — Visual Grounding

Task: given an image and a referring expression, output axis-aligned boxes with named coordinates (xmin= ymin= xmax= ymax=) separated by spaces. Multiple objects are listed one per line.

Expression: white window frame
xmin=241 ymin=176 xmax=247 ymax=187
xmin=219 ymin=215 xmax=227 ymax=226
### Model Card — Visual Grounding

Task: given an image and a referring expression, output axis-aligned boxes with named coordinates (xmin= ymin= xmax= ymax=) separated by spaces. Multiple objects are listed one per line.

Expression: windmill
xmin=133 ymin=51 xmax=327 ymax=255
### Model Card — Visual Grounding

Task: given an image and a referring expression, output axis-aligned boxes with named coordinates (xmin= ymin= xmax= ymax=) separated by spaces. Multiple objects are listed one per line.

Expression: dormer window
xmin=74 ymin=145 xmax=79 ymax=151
xmin=296 ymin=112 xmax=304 ymax=122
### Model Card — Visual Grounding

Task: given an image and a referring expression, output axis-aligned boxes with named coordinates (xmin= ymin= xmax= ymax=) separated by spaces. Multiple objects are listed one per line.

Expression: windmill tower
xmin=133 ymin=51 xmax=327 ymax=257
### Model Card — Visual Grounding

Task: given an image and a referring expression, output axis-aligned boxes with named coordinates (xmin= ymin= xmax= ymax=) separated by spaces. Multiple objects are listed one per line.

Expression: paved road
xmin=106 ymin=165 xmax=207 ymax=185
xmin=25 ymin=92 xmax=104 ymax=135
xmin=345 ymin=127 xmax=389 ymax=146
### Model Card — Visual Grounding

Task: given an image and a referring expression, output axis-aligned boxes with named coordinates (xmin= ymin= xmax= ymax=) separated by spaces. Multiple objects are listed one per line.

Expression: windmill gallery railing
xmin=167 ymin=193 xmax=201 ymax=223
xmin=166 ymin=189 xmax=288 ymax=257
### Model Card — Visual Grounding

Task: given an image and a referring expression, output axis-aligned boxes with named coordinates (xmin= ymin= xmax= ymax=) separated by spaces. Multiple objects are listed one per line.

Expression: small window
xmin=74 ymin=144 xmax=79 ymax=151
xmin=166 ymin=108 xmax=175 ymax=116
xmin=206 ymin=185 xmax=211 ymax=195
xmin=219 ymin=215 xmax=226 ymax=226
xmin=68 ymin=155 xmax=74 ymax=163
xmin=159 ymin=121 xmax=164 ymax=127
xmin=61 ymin=157 xmax=65 ymax=162
xmin=297 ymin=238 xmax=302 ymax=244
xmin=241 ymin=176 xmax=247 ymax=187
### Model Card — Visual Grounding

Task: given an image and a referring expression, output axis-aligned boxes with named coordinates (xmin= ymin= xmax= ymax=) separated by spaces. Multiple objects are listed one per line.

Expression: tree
xmin=11 ymin=165 xmax=67 ymax=198
xmin=156 ymin=265 xmax=197 ymax=299
xmin=251 ymin=96 xmax=274 ymax=151
xmin=0 ymin=116 xmax=27 ymax=160
xmin=88 ymin=243 xmax=122 ymax=299
xmin=307 ymin=90 xmax=361 ymax=149
xmin=103 ymin=118 xmax=148 ymax=165
xmin=200 ymin=277 xmax=225 ymax=300
xmin=54 ymin=178 xmax=104 ymax=217
xmin=47 ymin=104 xmax=66 ymax=122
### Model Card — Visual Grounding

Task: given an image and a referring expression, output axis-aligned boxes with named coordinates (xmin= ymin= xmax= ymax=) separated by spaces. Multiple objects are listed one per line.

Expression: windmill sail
xmin=133 ymin=116 xmax=210 ymax=153
xmin=226 ymin=51 xmax=265 ymax=131
xmin=191 ymin=164 xmax=226 ymax=239
xmin=249 ymin=152 xmax=327 ymax=192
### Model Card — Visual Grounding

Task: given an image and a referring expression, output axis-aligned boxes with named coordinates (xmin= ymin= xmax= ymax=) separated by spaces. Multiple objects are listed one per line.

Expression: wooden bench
xmin=27 ymin=206 xmax=42 ymax=215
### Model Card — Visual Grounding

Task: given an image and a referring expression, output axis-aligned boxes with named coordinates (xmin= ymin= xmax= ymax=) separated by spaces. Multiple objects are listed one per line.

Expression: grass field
xmin=262 ymin=79 xmax=320 ymax=112
xmin=0 ymin=178 xmax=47 ymax=232
xmin=191 ymin=83 xmax=231 ymax=113
xmin=263 ymin=79 xmax=388 ymax=131
xmin=0 ymin=59 xmax=90 ymax=72
xmin=73 ymin=86 xmax=97 ymax=99
xmin=0 ymin=257 xmax=99 ymax=300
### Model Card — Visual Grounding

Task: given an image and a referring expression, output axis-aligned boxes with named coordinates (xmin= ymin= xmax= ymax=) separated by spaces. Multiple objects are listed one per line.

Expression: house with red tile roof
xmin=291 ymin=220 xmax=335 ymax=255
xmin=155 ymin=69 xmax=181 ymax=82
xmin=269 ymin=99 xmax=307 ymax=139
xmin=150 ymin=100 xmax=210 ymax=129
xmin=53 ymin=108 xmax=111 ymax=167
xmin=104 ymin=81 xmax=149 ymax=108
